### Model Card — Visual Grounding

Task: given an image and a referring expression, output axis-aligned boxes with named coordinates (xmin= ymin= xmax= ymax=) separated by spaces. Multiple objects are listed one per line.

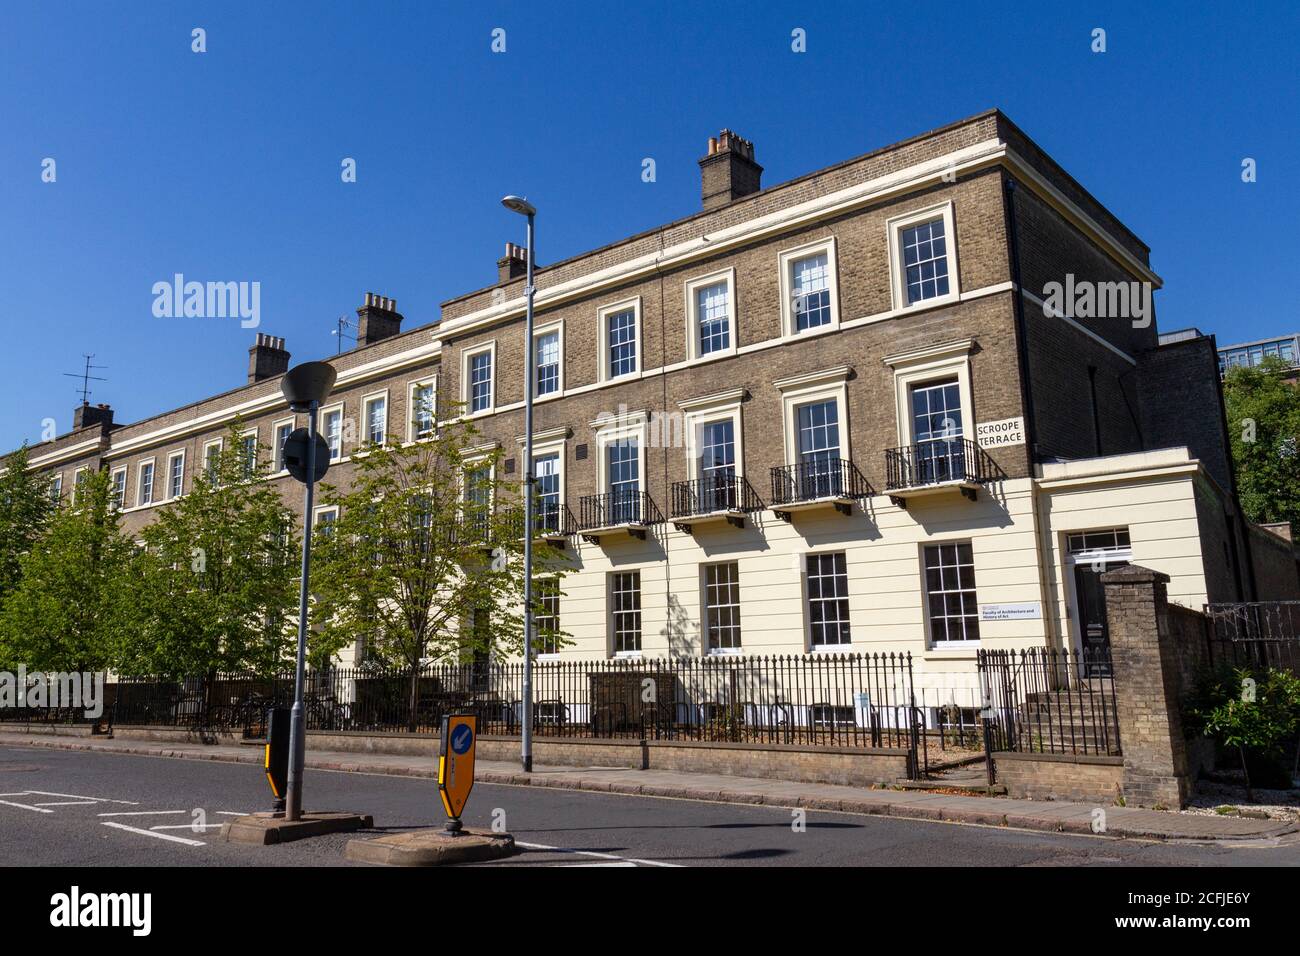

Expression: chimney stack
xmin=356 ymin=292 xmax=404 ymax=347
xmin=699 ymin=129 xmax=763 ymax=210
xmin=73 ymin=402 xmax=114 ymax=431
xmin=248 ymin=333 xmax=290 ymax=384
xmin=497 ymin=242 xmax=529 ymax=283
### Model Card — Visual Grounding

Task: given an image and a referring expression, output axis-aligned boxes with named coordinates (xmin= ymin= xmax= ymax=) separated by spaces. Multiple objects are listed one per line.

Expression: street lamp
xmin=280 ymin=360 xmax=337 ymax=821
xmin=502 ymin=194 xmax=537 ymax=773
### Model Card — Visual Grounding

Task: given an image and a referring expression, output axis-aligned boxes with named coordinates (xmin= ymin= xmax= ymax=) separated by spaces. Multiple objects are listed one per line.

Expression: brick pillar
xmin=1101 ymin=564 xmax=1191 ymax=808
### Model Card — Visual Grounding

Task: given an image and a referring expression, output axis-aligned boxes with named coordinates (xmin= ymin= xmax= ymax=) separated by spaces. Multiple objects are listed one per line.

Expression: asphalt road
xmin=1 ymin=745 xmax=1297 ymax=867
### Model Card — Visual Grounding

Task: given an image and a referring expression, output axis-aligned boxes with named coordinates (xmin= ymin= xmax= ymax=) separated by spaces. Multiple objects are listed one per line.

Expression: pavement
xmin=2 ymin=729 xmax=1292 ymax=844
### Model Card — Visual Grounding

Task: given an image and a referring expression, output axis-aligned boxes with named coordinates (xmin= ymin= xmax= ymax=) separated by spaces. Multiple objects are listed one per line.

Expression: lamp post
xmin=501 ymin=194 xmax=537 ymax=772
xmin=280 ymin=361 xmax=337 ymax=821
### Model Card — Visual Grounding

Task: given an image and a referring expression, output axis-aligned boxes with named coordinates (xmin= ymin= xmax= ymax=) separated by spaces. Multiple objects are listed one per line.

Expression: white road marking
xmin=100 ymin=821 xmax=205 ymax=846
xmin=33 ymin=800 xmax=99 ymax=807
xmin=514 ymin=840 xmax=682 ymax=868
xmin=16 ymin=790 xmax=136 ymax=804
xmin=98 ymin=810 xmax=188 ymax=817
xmin=150 ymin=823 xmax=226 ymax=831
xmin=567 ymin=861 xmax=638 ymax=867
xmin=0 ymin=798 xmax=53 ymax=813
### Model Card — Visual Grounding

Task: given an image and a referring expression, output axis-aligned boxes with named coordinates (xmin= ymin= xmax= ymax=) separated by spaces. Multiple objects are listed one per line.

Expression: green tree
xmin=0 ymin=468 xmax=133 ymax=673
xmin=1185 ymin=665 xmax=1300 ymax=800
xmin=121 ymin=420 xmax=299 ymax=677
xmin=1224 ymin=356 xmax=1300 ymax=525
xmin=312 ymin=411 xmax=568 ymax=723
xmin=0 ymin=445 xmax=57 ymax=603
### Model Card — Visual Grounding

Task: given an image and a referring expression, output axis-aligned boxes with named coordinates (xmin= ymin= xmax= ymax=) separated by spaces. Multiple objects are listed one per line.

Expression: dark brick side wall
xmin=1138 ymin=336 xmax=1236 ymax=497
xmin=1248 ymin=524 xmax=1300 ymax=599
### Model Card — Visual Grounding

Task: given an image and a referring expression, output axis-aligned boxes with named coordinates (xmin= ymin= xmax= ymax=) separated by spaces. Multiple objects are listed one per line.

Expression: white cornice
xmin=515 ymin=425 xmax=572 ymax=445
xmin=26 ymin=436 xmax=103 ymax=471
xmin=677 ymin=387 xmax=749 ymax=412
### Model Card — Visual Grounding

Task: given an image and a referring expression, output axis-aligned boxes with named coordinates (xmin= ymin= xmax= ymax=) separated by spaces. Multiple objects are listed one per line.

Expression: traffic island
xmin=221 ymin=810 xmax=374 ymax=846
xmin=345 ymin=828 xmax=517 ymax=866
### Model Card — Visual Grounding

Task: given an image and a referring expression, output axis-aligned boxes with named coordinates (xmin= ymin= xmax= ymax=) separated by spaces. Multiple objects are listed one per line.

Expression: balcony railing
xmin=505 ymin=501 xmax=576 ymax=542
xmin=578 ymin=490 xmax=662 ymax=541
xmin=884 ymin=438 xmax=996 ymax=500
xmin=671 ymin=474 xmax=764 ymax=531
xmin=769 ymin=457 xmax=871 ymax=517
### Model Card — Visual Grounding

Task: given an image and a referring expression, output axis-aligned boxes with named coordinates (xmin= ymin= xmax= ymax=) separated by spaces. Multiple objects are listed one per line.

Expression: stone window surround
xmin=802 ymin=547 xmax=852 ymax=652
xmin=683 ymin=266 xmax=738 ymax=363
xmin=591 ymin=409 xmax=649 ymax=499
xmin=361 ymin=388 xmax=390 ymax=448
xmin=777 ymin=235 xmax=842 ymax=341
xmin=461 ymin=340 xmax=497 ymax=417
xmin=408 ymin=375 xmax=438 ymax=442
xmin=883 ymin=339 xmax=975 ymax=449
xmin=679 ymin=388 xmax=748 ymax=483
xmin=775 ymin=366 xmax=853 ymax=468
xmin=516 ymin=426 xmax=570 ymax=515
xmin=165 ymin=449 xmax=186 ymax=500
xmin=886 ymin=200 xmax=961 ymax=313
xmin=136 ymin=456 xmax=156 ymax=508
xmin=596 ymin=296 xmax=643 ymax=383
xmin=271 ymin=416 xmax=296 ymax=475
xmin=531 ymin=318 xmax=565 ymax=402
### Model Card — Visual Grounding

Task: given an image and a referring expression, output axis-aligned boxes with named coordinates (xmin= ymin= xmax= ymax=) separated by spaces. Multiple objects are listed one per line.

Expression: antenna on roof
xmin=331 ymin=316 xmax=357 ymax=355
xmin=62 ymin=354 xmax=108 ymax=405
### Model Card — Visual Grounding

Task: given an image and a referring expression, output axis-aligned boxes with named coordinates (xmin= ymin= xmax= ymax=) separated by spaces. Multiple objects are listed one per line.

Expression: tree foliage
xmin=0 ymin=468 xmax=134 ymax=673
xmin=0 ymin=445 xmax=56 ymax=603
xmin=120 ymin=420 xmax=300 ymax=677
xmin=1224 ymin=356 xmax=1300 ymax=526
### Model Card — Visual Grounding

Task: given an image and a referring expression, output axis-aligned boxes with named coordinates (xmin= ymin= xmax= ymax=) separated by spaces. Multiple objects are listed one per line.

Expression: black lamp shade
xmin=281 ymin=361 xmax=337 ymax=411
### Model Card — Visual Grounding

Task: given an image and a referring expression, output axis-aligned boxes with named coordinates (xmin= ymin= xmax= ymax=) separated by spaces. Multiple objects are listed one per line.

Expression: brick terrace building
xmin=14 ymin=110 xmax=1300 ymax=725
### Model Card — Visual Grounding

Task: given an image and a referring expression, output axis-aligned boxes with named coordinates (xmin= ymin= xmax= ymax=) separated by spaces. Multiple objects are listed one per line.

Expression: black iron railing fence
xmin=671 ymin=474 xmax=764 ymax=519
xmin=977 ymin=648 xmax=1121 ymax=756
xmin=884 ymin=438 xmax=997 ymax=491
xmin=6 ymin=654 xmax=922 ymax=754
xmin=1205 ymin=602 xmax=1300 ymax=672
xmin=769 ymin=457 xmax=871 ymax=506
xmin=578 ymin=490 xmax=662 ymax=530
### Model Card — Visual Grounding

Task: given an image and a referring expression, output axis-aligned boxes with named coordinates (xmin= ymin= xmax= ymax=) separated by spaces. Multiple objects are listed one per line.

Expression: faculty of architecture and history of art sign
xmin=975 ymin=417 xmax=1026 ymax=448
xmin=979 ymin=602 xmax=1042 ymax=621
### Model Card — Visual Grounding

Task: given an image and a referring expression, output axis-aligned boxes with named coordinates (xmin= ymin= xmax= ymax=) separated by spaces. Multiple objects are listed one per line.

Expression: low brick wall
xmin=993 ymin=751 xmax=1124 ymax=804
xmin=98 ymin=725 xmax=908 ymax=786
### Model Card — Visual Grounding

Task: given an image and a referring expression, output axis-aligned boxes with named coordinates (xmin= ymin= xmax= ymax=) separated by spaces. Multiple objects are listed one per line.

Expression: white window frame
xmin=71 ymin=467 xmax=88 ymax=505
xmin=272 ymin=417 xmax=296 ymax=474
xmin=165 ymin=450 xmax=186 ymax=500
xmin=608 ymin=568 xmax=644 ymax=659
xmin=1064 ymin=527 xmax=1133 ymax=655
xmin=239 ymin=428 xmax=259 ymax=478
xmin=774 ymin=367 xmax=852 ymax=467
xmin=534 ymin=576 xmax=562 ymax=661
xmin=136 ymin=457 xmax=156 ymax=507
xmin=461 ymin=448 xmax=497 ymax=513
xmin=361 ymin=389 xmax=389 ymax=448
xmin=592 ymin=410 xmax=648 ymax=498
xmin=883 ymin=340 xmax=975 ymax=448
xmin=312 ymin=504 xmax=339 ymax=532
xmin=408 ymin=376 xmax=438 ymax=442
xmin=597 ymin=296 xmax=643 ymax=383
xmin=321 ymin=403 xmax=345 ymax=460
xmin=887 ymin=200 xmax=960 ymax=312
xmin=518 ymin=428 xmax=569 ymax=521
xmin=679 ymin=388 xmax=746 ymax=483
xmin=109 ymin=466 xmax=127 ymax=511
xmin=462 ymin=341 xmax=497 ymax=417
xmin=804 ymin=548 xmax=852 ymax=652
xmin=702 ymin=560 xmax=743 ymax=656
xmin=202 ymin=438 xmax=223 ymax=483
xmin=684 ymin=267 xmax=738 ymax=362
xmin=778 ymin=236 xmax=841 ymax=340
xmin=532 ymin=320 xmax=564 ymax=401
xmin=921 ymin=540 xmax=981 ymax=649
xmin=49 ymin=472 xmax=63 ymax=503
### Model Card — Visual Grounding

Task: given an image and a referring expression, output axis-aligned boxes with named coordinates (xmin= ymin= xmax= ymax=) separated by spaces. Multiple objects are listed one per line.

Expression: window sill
xmin=707 ymin=648 xmax=742 ymax=657
xmin=922 ymin=646 xmax=980 ymax=661
xmin=811 ymin=643 xmax=850 ymax=654
xmin=612 ymin=650 xmax=643 ymax=660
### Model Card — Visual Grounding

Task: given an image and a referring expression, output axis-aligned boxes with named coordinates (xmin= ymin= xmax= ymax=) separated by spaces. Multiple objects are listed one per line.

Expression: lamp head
xmin=501 ymin=195 xmax=537 ymax=217
xmin=281 ymin=361 xmax=337 ymax=411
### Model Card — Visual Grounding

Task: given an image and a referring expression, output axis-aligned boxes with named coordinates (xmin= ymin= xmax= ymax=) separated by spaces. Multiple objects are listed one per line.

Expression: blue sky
xmin=2 ymin=1 xmax=1297 ymax=450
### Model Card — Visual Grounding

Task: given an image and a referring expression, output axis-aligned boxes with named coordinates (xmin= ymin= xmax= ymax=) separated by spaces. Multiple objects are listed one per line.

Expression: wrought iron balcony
xmin=769 ymin=457 xmax=872 ymax=520
xmin=505 ymin=501 xmax=576 ymax=544
xmin=884 ymin=438 xmax=995 ymax=507
xmin=670 ymin=474 xmax=764 ymax=532
xmin=578 ymin=490 xmax=662 ymax=543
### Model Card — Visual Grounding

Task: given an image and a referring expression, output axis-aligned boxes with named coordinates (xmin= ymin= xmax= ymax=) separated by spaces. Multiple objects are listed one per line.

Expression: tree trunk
xmin=1239 ymin=745 xmax=1255 ymax=803
xmin=407 ymin=664 xmax=419 ymax=734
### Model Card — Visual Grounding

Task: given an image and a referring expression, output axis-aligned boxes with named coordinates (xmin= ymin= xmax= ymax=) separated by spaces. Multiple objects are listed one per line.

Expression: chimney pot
xmin=355 ymin=291 xmax=403 ymax=347
xmin=248 ymin=332 xmax=291 ymax=384
xmin=699 ymin=128 xmax=762 ymax=211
